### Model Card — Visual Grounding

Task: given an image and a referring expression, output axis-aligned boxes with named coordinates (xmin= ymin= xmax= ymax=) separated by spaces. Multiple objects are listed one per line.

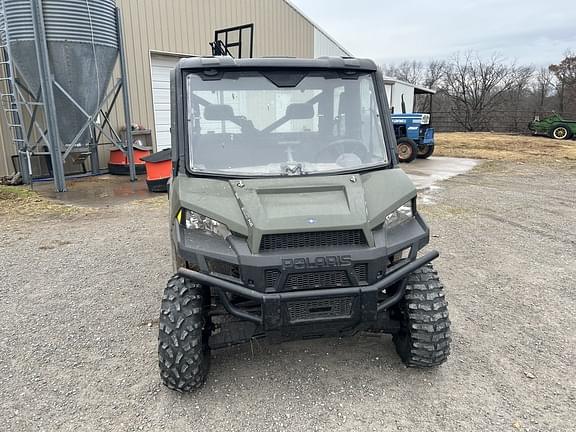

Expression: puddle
xmin=33 ymin=174 xmax=156 ymax=207
xmin=404 ymin=157 xmax=479 ymax=192
xmin=404 ymin=157 xmax=479 ymax=206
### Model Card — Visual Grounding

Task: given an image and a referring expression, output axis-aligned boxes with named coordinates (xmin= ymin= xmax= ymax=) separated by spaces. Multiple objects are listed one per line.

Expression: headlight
xmin=385 ymin=200 xmax=414 ymax=229
xmin=421 ymin=113 xmax=430 ymax=125
xmin=178 ymin=208 xmax=231 ymax=238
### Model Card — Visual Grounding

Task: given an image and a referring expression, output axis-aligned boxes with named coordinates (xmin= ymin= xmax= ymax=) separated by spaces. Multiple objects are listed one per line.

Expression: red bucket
xmin=108 ymin=145 xmax=151 ymax=175
xmin=142 ymin=149 xmax=172 ymax=192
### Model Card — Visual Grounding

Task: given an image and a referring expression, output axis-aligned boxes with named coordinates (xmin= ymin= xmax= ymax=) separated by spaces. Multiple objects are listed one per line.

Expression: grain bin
xmin=4 ymin=0 xmax=119 ymax=146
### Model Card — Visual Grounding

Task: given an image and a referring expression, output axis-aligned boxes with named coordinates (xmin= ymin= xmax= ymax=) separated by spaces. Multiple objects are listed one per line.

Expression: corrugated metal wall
xmin=314 ymin=28 xmax=348 ymax=57
xmin=113 ymin=0 xmax=314 ymax=148
xmin=0 ymin=0 xmax=327 ymax=176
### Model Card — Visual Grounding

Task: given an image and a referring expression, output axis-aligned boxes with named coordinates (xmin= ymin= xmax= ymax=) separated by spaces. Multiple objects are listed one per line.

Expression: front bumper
xmin=177 ymin=250 xmax=438 ymax=330
xmin=172 ymin=213 xmax=432 ymax=330
xmin=173 ymin=213 xmax=430 ymax=291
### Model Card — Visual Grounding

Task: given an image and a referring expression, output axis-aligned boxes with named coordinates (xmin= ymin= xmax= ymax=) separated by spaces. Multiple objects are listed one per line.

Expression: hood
xmin=173 ymin=168 xmax=415 ymax=253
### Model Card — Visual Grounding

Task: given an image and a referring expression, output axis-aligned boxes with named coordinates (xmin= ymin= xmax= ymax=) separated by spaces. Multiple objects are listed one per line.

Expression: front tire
xmin=158 ymin=275 xmax=210 ymax=392
xmin=549 ymin=124 xmax=573 ymax=140
xmin=396 ymin=138 xmax=418 ymax=163
xmin=417 ymin=144 xmax=435 ymax=159
xmin=393 ymin=264 xmax=451 ymax=367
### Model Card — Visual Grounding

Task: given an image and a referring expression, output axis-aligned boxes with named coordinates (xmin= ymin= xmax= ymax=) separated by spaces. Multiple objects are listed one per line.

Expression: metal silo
xmin=0 ymin=0 xmax=135 ymax=191
xmin=5 ymin=0 xmax=117 ymax=146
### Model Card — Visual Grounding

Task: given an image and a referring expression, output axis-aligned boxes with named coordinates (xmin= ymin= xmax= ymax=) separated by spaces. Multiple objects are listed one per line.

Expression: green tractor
xmin=528 ymin=114 xmax=576 ymax=140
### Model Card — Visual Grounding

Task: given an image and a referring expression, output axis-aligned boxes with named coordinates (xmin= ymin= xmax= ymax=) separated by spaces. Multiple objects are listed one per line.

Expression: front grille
xmin=259 ymin=230 xmax=367 ymax=252
xmin=206 ymin=258 xmax=240 ymax=279
xmin=284 ymin=270 xmax=350 ymax=290
xmin=267 ymin=265 xmax=367 ymax=290
xmin=287 ymin=297 xmax=354 ymax=323
xmin=353 ymin=264 xmax=368 ymax=283
xmin=265 ymin=269 xmax=281 ymax=289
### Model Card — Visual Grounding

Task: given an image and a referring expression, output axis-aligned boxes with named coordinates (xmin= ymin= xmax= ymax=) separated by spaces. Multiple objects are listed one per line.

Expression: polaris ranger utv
xmin=159 ymin=56 xmax=451 ymax=392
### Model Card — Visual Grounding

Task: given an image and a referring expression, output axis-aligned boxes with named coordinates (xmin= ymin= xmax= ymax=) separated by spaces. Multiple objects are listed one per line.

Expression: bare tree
xmin=532 ymin=67 xmax=555 ymax=112
xmin=549 ymin=51 xmax=576 ymax=113
xmin=504 ymin=65 xmax=534 ymax=131
xmin=382 ymin=60 xmax=426 ymax=85
xmin=442 ymin=52 xmax=521 ymax=131
xmin=423 ymin=60 xmax=446 ymax=89
xmin=382 ymin=60 xmax=445 ymax=88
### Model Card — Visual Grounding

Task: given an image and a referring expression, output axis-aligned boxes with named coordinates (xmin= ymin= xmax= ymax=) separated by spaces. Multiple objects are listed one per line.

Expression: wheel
xmin=417 ymin=144 xmax=435 ymax=159
xmin=393 ymin=264 xmax=451 ymax=367
xmin=396 ymin=138 xmax=418 ymax=163
xmin=549 ymin=124 xmax=573 ymax=140
xmin=158 ymin=275 xmax=210 ymax=392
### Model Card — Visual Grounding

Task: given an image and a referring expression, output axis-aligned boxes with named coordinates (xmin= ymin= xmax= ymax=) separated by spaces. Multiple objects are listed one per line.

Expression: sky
xmin=290 ymin=0 xmax=576 ymax=67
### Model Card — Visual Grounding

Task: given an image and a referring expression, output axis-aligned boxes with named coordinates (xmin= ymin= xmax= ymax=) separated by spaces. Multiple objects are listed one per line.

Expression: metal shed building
xmin=0 ymin=0 xmax=349 ymax=178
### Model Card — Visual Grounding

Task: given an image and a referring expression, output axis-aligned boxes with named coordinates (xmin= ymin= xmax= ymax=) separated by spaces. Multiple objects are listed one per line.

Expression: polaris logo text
xmin=282 ymin=256 xmax=352 ymax=270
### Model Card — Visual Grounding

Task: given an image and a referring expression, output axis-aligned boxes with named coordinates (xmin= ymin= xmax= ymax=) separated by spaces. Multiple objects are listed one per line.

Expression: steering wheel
xmin=315 ymin=138 xmax=369 ymax=163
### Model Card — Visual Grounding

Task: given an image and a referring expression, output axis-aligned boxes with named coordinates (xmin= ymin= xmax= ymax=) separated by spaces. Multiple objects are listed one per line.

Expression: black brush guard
xmin=178 ymin=250 xmax=439 ymax=330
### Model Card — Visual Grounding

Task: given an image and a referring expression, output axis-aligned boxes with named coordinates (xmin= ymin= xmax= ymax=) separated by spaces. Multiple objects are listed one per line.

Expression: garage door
xmin=151 ymin=55 xmax=181 ymax=151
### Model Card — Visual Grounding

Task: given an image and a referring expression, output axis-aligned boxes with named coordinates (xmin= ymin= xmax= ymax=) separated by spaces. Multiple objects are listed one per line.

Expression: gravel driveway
xmin=0 ymin=161 xmax=574 ymax=431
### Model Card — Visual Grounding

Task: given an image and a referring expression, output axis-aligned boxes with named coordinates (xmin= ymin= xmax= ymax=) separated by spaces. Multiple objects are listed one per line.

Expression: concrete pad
xmin=34 ymin=174 xmax=154 ymax=207
xmin=402 ymin=156 xmax=480 ymax=191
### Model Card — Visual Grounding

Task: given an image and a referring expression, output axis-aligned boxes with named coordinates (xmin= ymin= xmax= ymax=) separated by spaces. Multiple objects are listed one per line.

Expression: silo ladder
xmin=0 ymin=1 xmax=32 ymax=180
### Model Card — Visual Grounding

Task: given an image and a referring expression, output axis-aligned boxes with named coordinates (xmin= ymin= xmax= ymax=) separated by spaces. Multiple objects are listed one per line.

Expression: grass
xmin=0 ymin=185 xmax=78 ymax=218
xmin=434 ymin=132 xmax=576 ymax=164
xmin=0 ymin=185 xmax=37 ymax=201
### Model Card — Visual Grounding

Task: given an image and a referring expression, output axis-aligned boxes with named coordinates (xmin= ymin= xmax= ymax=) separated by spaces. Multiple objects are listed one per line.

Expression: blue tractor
xmin=391 ymin=113 xmax=435 ymax=162
xmin=384 ymin=79 xmax=436 ymax=163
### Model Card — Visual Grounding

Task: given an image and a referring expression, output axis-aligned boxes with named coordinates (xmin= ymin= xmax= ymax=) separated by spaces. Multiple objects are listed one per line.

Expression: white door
xmin=151 ymin=55 xmax=181 ymax=151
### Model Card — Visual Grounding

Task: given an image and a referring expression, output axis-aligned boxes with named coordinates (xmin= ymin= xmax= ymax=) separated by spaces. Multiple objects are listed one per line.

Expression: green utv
xmin=159 ymin=56 xmax=451 ymax=392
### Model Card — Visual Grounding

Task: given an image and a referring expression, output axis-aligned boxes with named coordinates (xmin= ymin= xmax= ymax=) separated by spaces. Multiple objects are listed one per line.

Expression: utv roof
xmin=176 ymin=56 xmax=378 ymax=71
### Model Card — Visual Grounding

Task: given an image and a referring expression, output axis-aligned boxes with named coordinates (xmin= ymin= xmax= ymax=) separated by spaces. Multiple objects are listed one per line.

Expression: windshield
xmin=186 ymin=70 xmax=388 ymax=176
